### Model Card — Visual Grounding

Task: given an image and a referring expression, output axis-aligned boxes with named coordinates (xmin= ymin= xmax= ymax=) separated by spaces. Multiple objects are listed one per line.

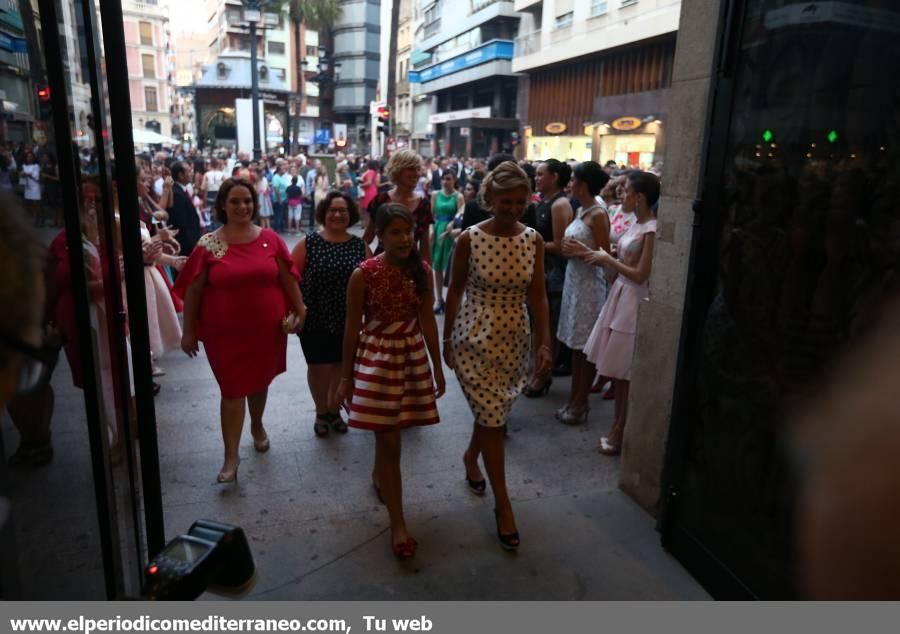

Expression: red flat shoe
xmin=603 ymin=388 xmax=615 ymax=400
xmin=590 ymin=380 xmax=607 ymax=394
xmin=392 ymin=537 xmax=417 ymax=559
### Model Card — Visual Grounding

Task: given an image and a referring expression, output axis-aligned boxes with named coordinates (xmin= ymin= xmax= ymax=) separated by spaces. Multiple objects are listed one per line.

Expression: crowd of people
xmin=4 ymin=138 xmax=660 ymax=560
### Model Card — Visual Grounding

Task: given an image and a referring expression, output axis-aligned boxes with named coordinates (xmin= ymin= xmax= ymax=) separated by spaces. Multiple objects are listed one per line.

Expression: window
xmin=144 ymin=87 xmax=158 ymax=111
xmin=306 ymin=45 xmax=317 ymax=57
xmin=268 ymin=41 xmax=285 ymax=55
xmin=554 ymin=12 xmax=573 ymax=29
xmin=217 ymin=62 xmax=228 ymax=78
xmin=142 ymin=54 xmax=155 ymax=78
xmin=139 ymin=21 xmax=153 ymax=46
xmin=591 ymin=0 xmax=608 ymax=15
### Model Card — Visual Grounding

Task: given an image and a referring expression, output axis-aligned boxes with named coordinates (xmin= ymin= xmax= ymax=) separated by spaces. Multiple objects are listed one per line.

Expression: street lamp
xmin=241 ymin=0 xmax=269 ymax=160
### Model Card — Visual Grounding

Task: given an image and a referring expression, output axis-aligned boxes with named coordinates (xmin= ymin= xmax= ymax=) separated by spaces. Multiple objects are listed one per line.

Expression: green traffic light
xmin=827 ymin=130 xmax=838 ymax=143
xmin=762 ymin=129 xmax=774 ymax=143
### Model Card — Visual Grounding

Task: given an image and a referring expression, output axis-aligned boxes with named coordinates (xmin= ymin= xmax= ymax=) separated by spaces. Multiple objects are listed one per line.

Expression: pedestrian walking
xmin=362 ymin=150 xmax=433 ymax=263
xmin=430 ymin=170 xmax=464 ymax=313
xmin=443 ymin=162 xmax=553 ymax=551
xmin=338 ymin=203 xmax=445 ymax=559
xmin=175 ymin=177 xmax=306 ymax=483
xmin=291 ymin=191 xmax=369 ymax=437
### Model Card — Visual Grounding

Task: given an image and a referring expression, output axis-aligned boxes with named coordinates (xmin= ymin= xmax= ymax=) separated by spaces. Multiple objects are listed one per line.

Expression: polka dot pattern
xmin=300 ymin=232 xmax=368 ymax=333
xmin=451 ymin=226 xmax=538 ymax=428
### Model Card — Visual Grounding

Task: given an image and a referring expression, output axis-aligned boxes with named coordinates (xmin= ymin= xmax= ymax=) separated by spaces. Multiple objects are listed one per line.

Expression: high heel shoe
xmin=465 ymin=475 xmax=487 ymax=495
xmin=392 ymin=536 xmax=417 ymax=559
xmin=560 ymin=406 xmax=590 ymax=426
xmin=494 ymin=509 xmax=520 ymax=551
xmin=522 ymin=378 xmax=552 ymax=398
xmin=554 ymin=405 xmax=569 ymax=420
xmin=216 ymin=459 xmax=240 ymax=484
xmin=252 ymin=429 xmax=270 ymax=452
xmin=597 ymin=436 xmax=621 ymax=456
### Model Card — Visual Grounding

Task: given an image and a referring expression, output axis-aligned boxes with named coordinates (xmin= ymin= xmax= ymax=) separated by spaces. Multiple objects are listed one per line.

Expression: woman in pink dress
xmin=175 ymin=177 xmax=306 ymax=483
xmin=359 ymin=159 xmax=380 ymax=220
xmin=580 ymin=171 xmax=660 ymax=455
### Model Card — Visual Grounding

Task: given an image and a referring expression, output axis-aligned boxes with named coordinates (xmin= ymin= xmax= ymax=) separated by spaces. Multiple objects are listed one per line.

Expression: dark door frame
xmin=37 ymin=0 xmax=166 ymax=598
xmin=657 ymin=0 xmax=760 ymax=600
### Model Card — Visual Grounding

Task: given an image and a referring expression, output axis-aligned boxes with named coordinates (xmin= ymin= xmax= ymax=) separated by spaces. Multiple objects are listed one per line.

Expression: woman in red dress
xmin=175 ymin=177 xmax=306 ymax=483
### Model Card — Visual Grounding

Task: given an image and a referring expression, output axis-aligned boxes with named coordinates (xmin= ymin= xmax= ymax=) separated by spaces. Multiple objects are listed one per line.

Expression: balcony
xmin=513 ymin=0 xmax=542 ymax=10
xmin=514 ymin=30 xmax=541 ymax=57
xmin=424 ymin=18 xmax=441 ymax=39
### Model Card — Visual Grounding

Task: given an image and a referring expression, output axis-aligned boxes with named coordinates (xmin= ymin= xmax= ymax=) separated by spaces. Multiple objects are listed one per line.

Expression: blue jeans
xmin=272 ymin=201 xmax=286 ymax=232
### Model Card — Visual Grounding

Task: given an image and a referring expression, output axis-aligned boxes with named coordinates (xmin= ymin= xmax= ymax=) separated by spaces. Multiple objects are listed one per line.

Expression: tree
xmin=269 ymin=0 xmax=343 ymax=150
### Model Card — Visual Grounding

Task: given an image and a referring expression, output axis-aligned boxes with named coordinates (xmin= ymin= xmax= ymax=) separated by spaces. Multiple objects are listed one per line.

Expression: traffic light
xmin=378 ymin=105 xmax=390 ymax=125
xmin=37 ymin=85 xmax=52 ymax=120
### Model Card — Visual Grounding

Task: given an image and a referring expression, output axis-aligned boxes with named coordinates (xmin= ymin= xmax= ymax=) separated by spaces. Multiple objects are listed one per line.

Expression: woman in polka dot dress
xmin=338 ymin=203 xmax=445 ymax=559
xmin=443 ymin=162 xmax=553 ymax=551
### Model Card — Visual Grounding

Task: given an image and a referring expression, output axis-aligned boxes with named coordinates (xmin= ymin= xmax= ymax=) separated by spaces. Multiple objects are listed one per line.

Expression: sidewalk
xmin=155 ymin=330 xmax=707 ymax=600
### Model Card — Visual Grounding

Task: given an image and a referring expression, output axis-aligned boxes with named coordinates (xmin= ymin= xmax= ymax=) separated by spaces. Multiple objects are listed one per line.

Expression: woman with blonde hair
xmin=443 ymin=161 xmax=552 ymax=550
xmin=362 ymin=149 xmax=433 ymax=263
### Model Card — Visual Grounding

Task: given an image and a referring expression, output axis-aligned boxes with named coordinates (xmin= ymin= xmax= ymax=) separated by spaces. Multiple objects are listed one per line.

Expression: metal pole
xmin=250 ymin=16 xmax=261 ymax=160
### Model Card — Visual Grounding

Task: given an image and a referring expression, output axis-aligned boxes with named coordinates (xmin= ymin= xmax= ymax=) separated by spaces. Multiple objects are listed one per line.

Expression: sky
xmin=170 ymin=2 xmax=207 ymax=33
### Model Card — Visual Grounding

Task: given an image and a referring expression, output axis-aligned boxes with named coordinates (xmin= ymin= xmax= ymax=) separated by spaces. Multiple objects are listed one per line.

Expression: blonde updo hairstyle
xmin=385 ymin=149 xmax=423 ymax=184
xmin=479 ymin=161 xmax=532 ymax=212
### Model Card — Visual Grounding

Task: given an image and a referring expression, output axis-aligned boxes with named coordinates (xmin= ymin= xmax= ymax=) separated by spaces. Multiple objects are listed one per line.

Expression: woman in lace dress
xmin=557 ymin=162 xmax=611 ymax=425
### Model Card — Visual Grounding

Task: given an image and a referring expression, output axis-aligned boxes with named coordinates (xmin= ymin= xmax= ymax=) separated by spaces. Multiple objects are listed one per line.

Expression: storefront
xmin=590 ymin=116 xmax=666 ymax=169
xmin=523 ymin=35 xmax=674 ymax=166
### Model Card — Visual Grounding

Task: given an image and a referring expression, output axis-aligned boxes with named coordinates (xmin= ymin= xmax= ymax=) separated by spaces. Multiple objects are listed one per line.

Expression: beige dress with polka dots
xmin=450 ymin=225 xmax=538 ymax=427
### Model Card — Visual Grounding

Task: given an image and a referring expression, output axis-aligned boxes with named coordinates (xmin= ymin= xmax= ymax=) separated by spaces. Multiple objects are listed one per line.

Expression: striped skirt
xmin=348 ymin=319 xmax=440 ymax=431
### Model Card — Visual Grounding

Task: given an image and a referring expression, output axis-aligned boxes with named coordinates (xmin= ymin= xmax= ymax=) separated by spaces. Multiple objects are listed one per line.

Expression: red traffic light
xmin=37 ymin=86 xmax=51 ymax=101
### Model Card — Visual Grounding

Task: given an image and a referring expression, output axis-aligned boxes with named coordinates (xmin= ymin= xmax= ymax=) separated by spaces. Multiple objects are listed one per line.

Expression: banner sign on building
xmin=408 ymin=40 xmax=514 ymax=84
xmin=297 ymin=118 xmax=315 ymax=146
xmin=333 ymin=123 xmax=348 ymax=147
xmin=314 ymin=128 xmax=331 ymax=145
xmin=611 ymin=116 xmax=643 ymax=131
xmin=429 ymin=106 xmax=490 ymax=124
xmin=0 ymin=32 xmax=27 ymax=53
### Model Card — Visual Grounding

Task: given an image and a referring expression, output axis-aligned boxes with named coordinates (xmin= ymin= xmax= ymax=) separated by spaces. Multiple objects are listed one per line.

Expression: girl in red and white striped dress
xmin=339 ymin=203 xmax=446 ymax=559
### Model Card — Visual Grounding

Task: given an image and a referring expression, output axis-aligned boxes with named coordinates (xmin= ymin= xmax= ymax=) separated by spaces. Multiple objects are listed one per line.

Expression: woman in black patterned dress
xmin=292 ymin=191 xmax=370 ymax=436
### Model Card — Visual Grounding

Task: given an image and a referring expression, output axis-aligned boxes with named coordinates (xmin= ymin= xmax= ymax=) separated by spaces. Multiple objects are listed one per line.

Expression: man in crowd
xmin=165 ymin=161 xmax=201 ymax=256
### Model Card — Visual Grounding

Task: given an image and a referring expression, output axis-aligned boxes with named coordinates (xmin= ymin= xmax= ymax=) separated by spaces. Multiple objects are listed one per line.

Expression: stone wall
xmin=619 ymin=0 xmax=724 ymax=514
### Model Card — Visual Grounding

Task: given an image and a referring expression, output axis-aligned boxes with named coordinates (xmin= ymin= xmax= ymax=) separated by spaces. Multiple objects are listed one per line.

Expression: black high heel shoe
xmin=522 ymin=378 xmax=552 ymax=398
xmin=494 ymin=509 xmax=520 ymax=551
xmin=466 ymin=475 xmax=486 ymax=495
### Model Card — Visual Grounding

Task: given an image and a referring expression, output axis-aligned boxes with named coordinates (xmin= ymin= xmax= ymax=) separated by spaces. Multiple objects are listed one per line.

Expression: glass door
xmin=660 ymin=0 xmax=900 ymax=599
xmin=0 ymin=0 xmax=163 ymax=598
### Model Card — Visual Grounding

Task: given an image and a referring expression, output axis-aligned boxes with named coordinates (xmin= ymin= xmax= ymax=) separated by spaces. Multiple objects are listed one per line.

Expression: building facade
xmin=0 ymin=1 xmax=37 ymax=144
xmin=409 ymin=0 xmax=522 ymax=158
xmin=123 ymin=0 xmax=173 ymax=136
xmin=393 ymin=0 xmax=414 ymax=148
xmin=513 ymin=0 xmax=679 ymax=167
xmin=205 ymin=0 xmax=292 ymax=90
xmin=331 ymin=0 xmax=381 ymax=152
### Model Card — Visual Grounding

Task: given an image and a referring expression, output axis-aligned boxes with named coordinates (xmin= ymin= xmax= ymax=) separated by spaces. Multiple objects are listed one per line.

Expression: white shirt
xmin=22 ymin=164 xmax=41 ymax=200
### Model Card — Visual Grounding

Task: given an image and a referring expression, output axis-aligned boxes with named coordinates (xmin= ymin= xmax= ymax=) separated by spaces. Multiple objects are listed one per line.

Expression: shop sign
xmin=545 ymin=122 xmax=567 ymax=134
xmin=429 ymin=107 xmax=490 ymax=124
xmin=611 ymin=116 xmax=643 ymax=131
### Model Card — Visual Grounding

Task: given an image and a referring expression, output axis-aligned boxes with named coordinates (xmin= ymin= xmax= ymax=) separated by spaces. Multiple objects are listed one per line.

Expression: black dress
xmin=299 ymin=232 xmax=368 ymax=364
